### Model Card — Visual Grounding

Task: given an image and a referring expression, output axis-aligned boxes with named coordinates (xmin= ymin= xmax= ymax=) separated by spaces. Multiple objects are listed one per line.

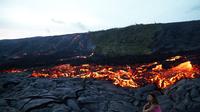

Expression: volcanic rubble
xmin=1 ymin=71 xmax=200 ymax=112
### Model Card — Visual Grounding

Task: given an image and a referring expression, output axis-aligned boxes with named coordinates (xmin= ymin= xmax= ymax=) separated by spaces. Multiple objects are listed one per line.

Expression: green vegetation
xmin=89 ymin=24 xmax=162 ymax=57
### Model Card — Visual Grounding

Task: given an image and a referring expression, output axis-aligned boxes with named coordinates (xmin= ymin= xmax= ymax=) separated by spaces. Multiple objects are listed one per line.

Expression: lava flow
xmin=0 ymin=68 xmax=26 ymax=73
xmin=29 ymin=56 xmax=200 ymax=89
xmin=1 ymin=56 xmax=200 ymax=89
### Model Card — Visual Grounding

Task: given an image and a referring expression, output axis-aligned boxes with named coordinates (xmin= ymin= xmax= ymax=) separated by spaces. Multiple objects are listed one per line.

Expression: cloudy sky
xmin=0 ymin=0 xmax=200 ymax=39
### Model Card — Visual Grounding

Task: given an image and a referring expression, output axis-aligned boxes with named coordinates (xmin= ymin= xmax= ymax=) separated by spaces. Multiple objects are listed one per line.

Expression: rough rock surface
xmin=1 ymin=73 xmax=200 ymax=112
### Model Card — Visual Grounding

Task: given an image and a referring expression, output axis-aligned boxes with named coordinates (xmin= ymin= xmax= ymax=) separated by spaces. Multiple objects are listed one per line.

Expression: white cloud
xmin=0 ymin=0 xmax=200 ymax=39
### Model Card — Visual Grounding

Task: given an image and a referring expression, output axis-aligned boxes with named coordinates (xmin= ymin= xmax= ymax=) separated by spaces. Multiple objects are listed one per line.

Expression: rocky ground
xmin=1 ymin=73 xmax=200 ymax=112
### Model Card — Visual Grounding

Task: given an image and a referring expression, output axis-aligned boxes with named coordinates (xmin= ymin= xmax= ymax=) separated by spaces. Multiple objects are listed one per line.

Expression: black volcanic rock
xmin=1 ymin=73 xmax=200 ymax=112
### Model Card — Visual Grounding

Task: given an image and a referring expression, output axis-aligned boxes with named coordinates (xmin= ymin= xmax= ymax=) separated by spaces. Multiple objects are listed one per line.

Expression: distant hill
xmin=0 ymin=20 xmax=200 ymax=69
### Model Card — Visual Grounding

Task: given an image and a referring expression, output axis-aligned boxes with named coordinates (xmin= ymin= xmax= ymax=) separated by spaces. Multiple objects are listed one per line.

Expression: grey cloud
xmin=51 ymin=19 xmax=66 ymax=24
xmin=51 ymin=18 xmax=89 ymax=31
xmin=72 ymin=22 xmax=89 ymax=31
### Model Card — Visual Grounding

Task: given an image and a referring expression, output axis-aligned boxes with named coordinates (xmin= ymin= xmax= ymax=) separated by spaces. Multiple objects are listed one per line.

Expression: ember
xmin=1 ymin=56 xmax=200 ymax=89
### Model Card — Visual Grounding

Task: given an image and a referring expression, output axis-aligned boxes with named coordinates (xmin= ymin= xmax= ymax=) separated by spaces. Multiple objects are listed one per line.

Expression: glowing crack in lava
xmin=1 ymin=69 xmax=26 ymax=73
xmin=30 ymin=56 xmax=200 ymax=89
xmin=1 ymin=56 xmax=200 ymax=89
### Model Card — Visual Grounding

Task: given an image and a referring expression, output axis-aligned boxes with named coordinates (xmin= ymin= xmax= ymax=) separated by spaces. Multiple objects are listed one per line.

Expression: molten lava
xmin=1 ymin=56 xmax=200 ymax=89
xmin=0 ymin=69 xmax=26 ymax=73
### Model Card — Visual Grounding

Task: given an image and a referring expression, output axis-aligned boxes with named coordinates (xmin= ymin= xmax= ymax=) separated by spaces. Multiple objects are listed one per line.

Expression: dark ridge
xmin=0 ymin=20 xmax=200 ymax=70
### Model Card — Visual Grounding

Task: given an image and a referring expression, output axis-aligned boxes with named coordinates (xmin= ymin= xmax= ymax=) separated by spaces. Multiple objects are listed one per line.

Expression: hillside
xmin=0 ymin=20 xmax=200 ymax=69
xmin=89 ymin=20 xmax=200 ymax=56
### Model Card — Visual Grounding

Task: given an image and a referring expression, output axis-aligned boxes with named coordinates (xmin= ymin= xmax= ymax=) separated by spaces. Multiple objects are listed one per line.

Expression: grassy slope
xmin=89 ymin=24 xmax=162 ymax=56
xmin=89 ymin=20 xmax=200 ymax=57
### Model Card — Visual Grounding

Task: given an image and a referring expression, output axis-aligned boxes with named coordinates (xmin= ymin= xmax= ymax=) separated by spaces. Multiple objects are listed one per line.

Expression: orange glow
xmin=30 ymin=59 xmax=200 ymax=89
xmin=166 ymin=55 xmax=182 ymax=61
xmin=0 ymin=69 xmax=25 ymax=73
xmin=1 ymin=56 xmax=200 ymax=89
xmin=172 ymin=61 xmax=192 ymax=71
xmin=149 ymin=61 xmax=197 ymax=88
xmin=152 ymin=64 xmax=162 ymax=71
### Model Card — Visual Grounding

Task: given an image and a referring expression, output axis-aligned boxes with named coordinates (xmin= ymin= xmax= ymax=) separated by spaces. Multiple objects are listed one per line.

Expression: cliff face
xmin=0 ymin=20 xmax=200 ymax=69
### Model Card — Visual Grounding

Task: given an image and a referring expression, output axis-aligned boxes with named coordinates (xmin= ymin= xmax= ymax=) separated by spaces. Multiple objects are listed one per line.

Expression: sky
xmin=0 ymin=0 xmax=200 ymax=40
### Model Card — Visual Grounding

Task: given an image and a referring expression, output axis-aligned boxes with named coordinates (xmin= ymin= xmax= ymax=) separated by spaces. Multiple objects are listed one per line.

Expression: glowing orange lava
xmin=0 ymin=69 xmax=26 ymax=73
xmin=1 ymin=56 xmax=200 ymax=89
xmin=31 ymin=59 xmax=200 ymax=89
xmin=150 ymin=61 xmax=198 ymax=88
